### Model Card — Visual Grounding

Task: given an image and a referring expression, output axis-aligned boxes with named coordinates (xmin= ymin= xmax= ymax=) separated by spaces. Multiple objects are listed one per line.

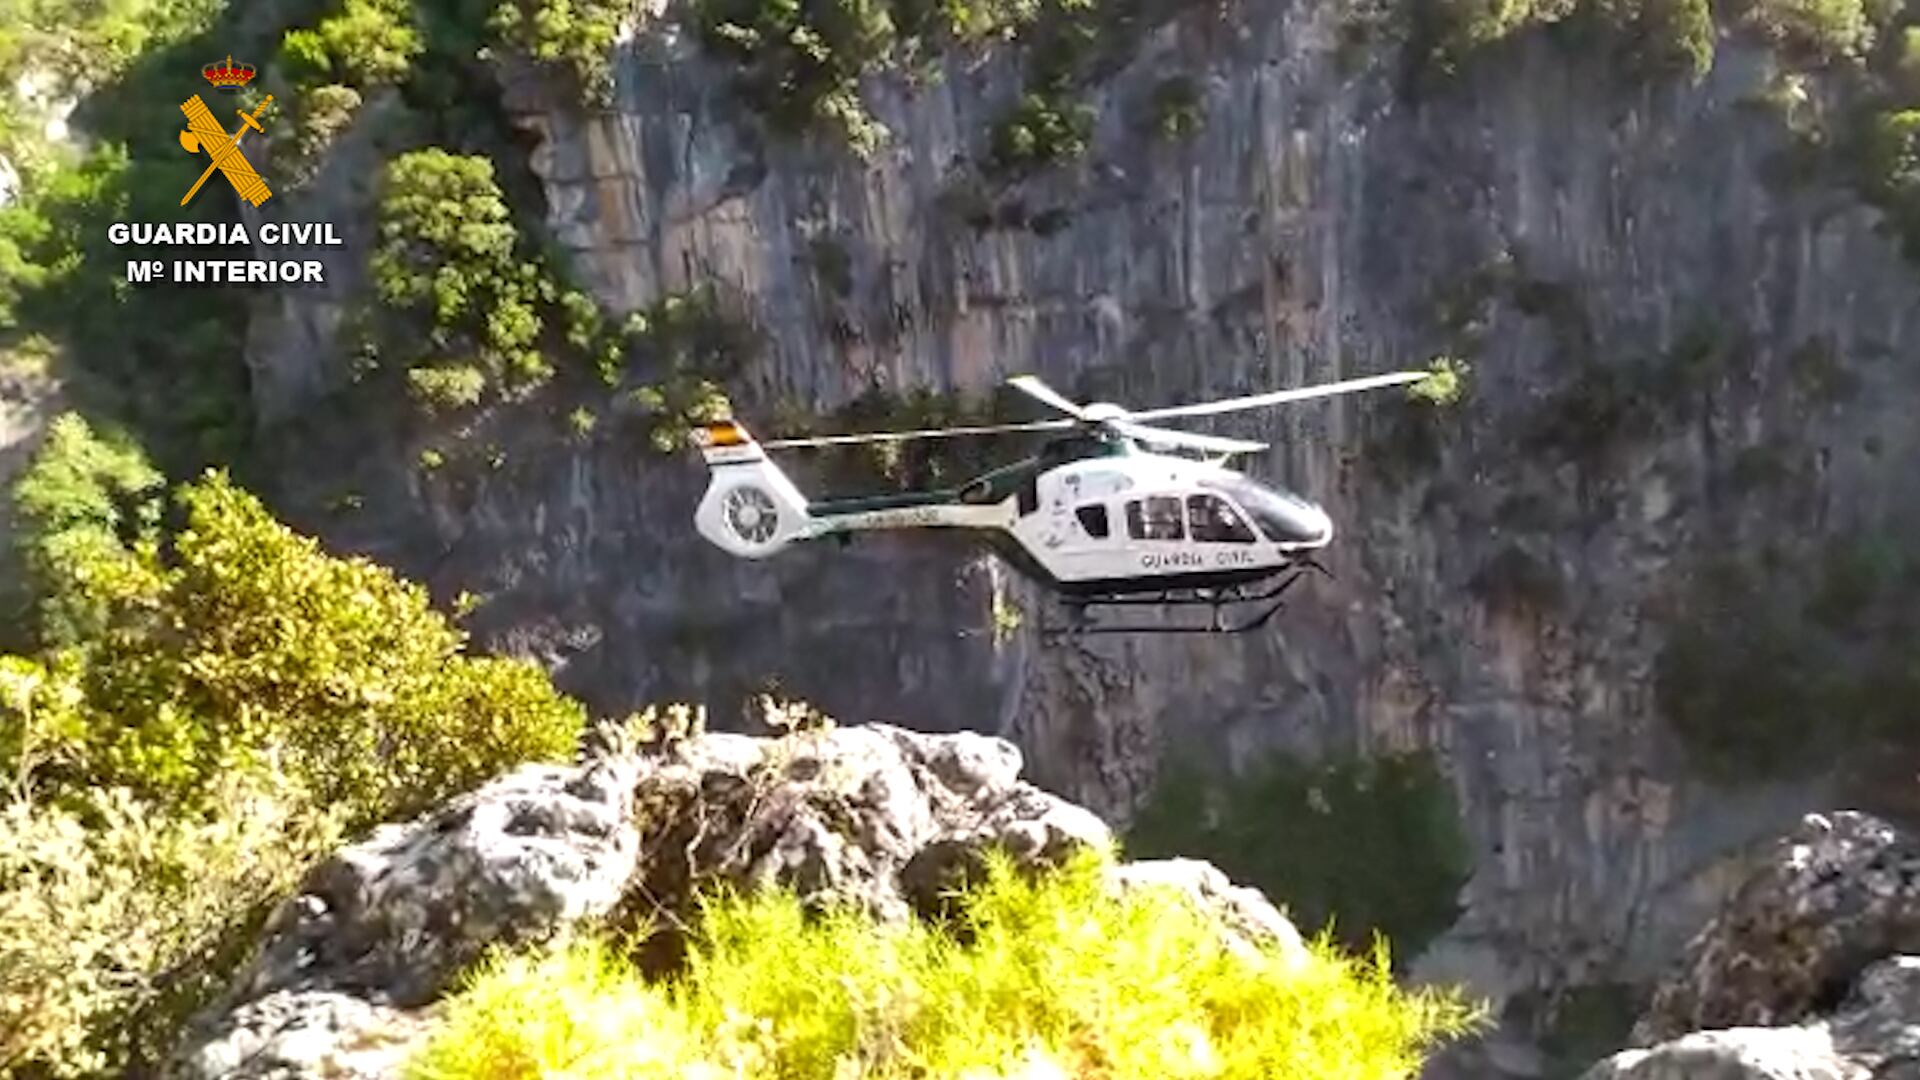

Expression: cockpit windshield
xmin=1198 ymin=473 xmax=1331 ymax=546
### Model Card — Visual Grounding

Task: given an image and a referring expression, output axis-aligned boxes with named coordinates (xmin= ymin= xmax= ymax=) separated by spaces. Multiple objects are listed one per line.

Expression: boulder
xmin=170 ymin=991 xmax=429 ymax=1080
xmin=1635 ymin=812 xmax=1920 ymax=1043
xmin=1110 ymin=858 xmax=1308 ymax=965
xmin=1582 ymin=955 xmax=1920 ymax=1080
xmin=171 ymin=723 xmax=1237 ymax=1079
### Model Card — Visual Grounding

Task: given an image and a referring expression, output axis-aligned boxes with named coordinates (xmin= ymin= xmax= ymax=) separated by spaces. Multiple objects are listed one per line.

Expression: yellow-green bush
xmin=7 ymin=416 xmax=586 ymax=825
xmin=47 ymin=468 xmax=586 ymax=822
xmin=2 ymin=424 xmax=592 ymax=1074
xmin=408 ymin=851 xmax=1481 ymax=1079
xmin=280 ymin=0 xmax=423 ymax=88
xmin=0 ymin=771 xmax=346 ymax=1076
xmin=10 ymin=413 xmax=163 ymax=648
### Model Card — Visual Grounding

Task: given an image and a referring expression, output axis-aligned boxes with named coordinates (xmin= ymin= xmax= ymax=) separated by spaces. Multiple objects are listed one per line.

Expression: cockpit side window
xmin=1125 ymin=496 xmax=1185 ymax=540
xmin=1076 ymin=504 xmax=1110 ymax=539
xmin=1186 ymin=494 xmax=1256 ymax=543
xmin=1198 ymin=474 xmax=1328 ymax=545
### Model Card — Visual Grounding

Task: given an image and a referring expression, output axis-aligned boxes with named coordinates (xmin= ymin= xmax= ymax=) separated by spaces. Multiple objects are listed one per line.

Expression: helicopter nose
xmin=1299 ymin=502 xmax=1334 ymax=547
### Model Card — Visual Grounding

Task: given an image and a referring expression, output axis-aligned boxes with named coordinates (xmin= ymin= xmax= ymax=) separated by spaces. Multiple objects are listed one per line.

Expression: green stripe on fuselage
xmin=804 ymin=436 xmax=1126 ymax=519
xmin=807 ymin=458 xmax=1038 ymax=518
xmin=807 ymin=489 xmax=958 ymax=515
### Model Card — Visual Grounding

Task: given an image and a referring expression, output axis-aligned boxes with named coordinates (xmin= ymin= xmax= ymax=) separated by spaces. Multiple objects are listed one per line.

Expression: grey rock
xmin=171 ymin=755 xmax=643 ymax=1076
xmin=1582 ymin=1027 xmax=1863 ymax=1080
xmin=1583 ymin=955 xmax=1920 ymax=1080
xmin=172 ymin=991 xmax=428 ymax=1080
xmin=1636 ymin=812 xmax=1920 ymax=1043
xmin=175 ymin=724 xmax=1270 ymax=1080
xmin=624 ymin=723 xmax=1114 ymax=928
xmin=1110 ymin=857 xmax=1309 ymax=965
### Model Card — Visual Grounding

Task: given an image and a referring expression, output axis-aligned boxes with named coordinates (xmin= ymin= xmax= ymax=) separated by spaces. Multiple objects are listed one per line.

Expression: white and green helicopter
xmin=691 ymin=370 xmax=1428 ymax=635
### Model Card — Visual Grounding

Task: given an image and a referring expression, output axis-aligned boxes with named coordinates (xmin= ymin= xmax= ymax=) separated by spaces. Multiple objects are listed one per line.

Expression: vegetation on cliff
xmin=1127 ymin=748 xmax=1472 ymax=963
xmin=1655 ymin=536 xmax=1920 ymax=783
xmin=409 ymin=850 xmax=1479 ymax=1080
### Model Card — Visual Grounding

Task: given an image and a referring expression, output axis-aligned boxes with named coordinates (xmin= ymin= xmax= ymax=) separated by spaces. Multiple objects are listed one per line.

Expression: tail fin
xmin=691 ymin=419 xmax=812 ymax=558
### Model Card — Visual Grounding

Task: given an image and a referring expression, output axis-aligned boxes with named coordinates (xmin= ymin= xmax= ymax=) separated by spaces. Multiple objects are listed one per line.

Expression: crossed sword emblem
xmin=179 ymin=94 xmax=273 ymax=207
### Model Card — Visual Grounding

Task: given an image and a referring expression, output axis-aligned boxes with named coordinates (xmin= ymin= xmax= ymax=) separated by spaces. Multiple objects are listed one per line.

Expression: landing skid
xmin=1038 ymin=561 xmax=1331 ymax=639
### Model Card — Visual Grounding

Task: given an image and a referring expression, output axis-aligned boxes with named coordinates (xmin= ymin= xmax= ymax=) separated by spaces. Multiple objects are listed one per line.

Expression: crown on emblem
xmin=201 ymin=55 xmax=256 ymax=90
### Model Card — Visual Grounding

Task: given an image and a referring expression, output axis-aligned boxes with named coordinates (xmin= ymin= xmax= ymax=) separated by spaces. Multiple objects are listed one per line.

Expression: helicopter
xmin=690 ymin=370 xmax=1429 ymax=636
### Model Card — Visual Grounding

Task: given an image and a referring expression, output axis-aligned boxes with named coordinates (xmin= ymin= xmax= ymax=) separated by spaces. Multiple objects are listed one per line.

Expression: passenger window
xmin=1125 ymin=497 xmax=1186 ymax=541
xmin=1076 ymin=504 xmax=1110 ymax=539
xmin=1187 ymin=494 xmax=1255 ymax=544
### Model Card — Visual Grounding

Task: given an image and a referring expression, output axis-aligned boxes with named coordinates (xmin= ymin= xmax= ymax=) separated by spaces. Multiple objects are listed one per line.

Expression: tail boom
xmin=691 ymin=420 xmax=1009 ymax=558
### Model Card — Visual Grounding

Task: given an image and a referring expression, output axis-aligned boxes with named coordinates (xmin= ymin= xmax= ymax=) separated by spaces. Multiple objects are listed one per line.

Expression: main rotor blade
xmin=1112 ymin=419 xmax=1268 ymax=456
xmin=1007 ymin=375 xmax=1089 ymax=419
xmin=761 ymin=418 xmax=1073 ymax=449
xmin=1127 ymin=371 xmax=1432 ymax=421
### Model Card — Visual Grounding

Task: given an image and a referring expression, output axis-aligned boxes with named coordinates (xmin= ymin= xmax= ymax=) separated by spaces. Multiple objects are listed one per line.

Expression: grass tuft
xmin=407 ymin=851 xmax=1481 ymax=1079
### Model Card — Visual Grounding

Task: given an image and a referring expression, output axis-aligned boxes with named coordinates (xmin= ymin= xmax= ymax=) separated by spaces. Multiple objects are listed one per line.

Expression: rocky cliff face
xmin=245 ymin=0 xmax=1920 ymax=1055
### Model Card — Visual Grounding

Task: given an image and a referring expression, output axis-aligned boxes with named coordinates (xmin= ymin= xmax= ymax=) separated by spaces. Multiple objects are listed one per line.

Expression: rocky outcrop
xmin=1583 ymin=955 xmax=1920 ymax=1079
xmin=1580 ymin=813 xmax=1920 ymax=1079
xmin=1635 ymin=811 xmax=1920 ymax=1043
xmin=169 ymin=722 xmax=1299 ymax=1079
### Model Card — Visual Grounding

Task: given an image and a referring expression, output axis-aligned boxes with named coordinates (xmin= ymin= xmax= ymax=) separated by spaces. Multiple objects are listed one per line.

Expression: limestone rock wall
xmin=246 ymin=0 xmax=1920 ymax=1051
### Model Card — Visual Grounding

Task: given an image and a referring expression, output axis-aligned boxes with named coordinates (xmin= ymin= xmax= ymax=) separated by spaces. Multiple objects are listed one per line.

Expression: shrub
xmin=1147 ymin=74 xmax=1205 ymax=139
xmin=1588 ymin=0 xmax=1714 ymax=75
xmin=2 ymin=446 xmax=592 ymax=1070
xmin=486 ymin=0 xmax=628 ymax=102
xmin=280 ymin=0 xmax=422 ymax=88
xmin=1733 ymin=0 xmax=1873 ymax=62
xmin=407 ymin=851 xmax=1481 ymax=1079
xmin=1526 ymin=982 xmax=1642 ymax=1080
xmin=10 ymin=414 xmax=164 ymax=648
xmin=361 ymin=149 xmax=648 ymax=413
xmin=407 ymin=363 xmax=490 ymax=411
xmin=1410 ymin=354 xmax=1471 ymax=406
xmin=987 ymin=92 xmax=1095 ymax=176
xmin=1521 ymin=328 xmax=1727 ymax=464
xmin=1128 ymin=750 xmax=1472 ymax=962
xmin=772 ymin=384 xmax=1035 ymax=491
xmin=1858 ymin=109 xmax=1920 ymax=257
xmin=1357 ymin=357 xmax=1469 ymax=488
xmin=365 ymin=150 xmax=556 ymax=405
xmin=6 ymin=460 xmax=585 ymax=823
xmin=691 ymin=0 xmax=900 ymax=154
xmin=0 ymin=142 xmax=252 ymax=467
xmin=285 ymin=83 xmax=363 ymax=179
xmin=622 ymin=286 xmax=758 ymax=453
xmin=1655 ymin=541 xmax=1920 ymax=782
xmin=0 ymin=771 xmax=346 ymax=1077
xmin=567 ymin=405 xmax=598 ymax=438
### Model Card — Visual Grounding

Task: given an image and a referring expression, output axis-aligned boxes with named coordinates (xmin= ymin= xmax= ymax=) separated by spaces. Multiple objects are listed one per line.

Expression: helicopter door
xmin=1120 ymin=495 xmax=1200 ymax=576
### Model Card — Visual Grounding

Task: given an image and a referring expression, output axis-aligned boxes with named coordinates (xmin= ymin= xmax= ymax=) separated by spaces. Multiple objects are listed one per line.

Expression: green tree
xmin=487 ymin=0 xmax=628 ymax=101
xmin=9 ymin=414 xmax=163 ymax=648
xmin=5 ymin=434 xmax=585 ymax=822
xmin=0 ymin=435 xmax=589 ymax=1075
xmin=365 ymin=149 xmax=558 ymax=407
xmin=281 ymin=0 xmax=423 ymax=87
